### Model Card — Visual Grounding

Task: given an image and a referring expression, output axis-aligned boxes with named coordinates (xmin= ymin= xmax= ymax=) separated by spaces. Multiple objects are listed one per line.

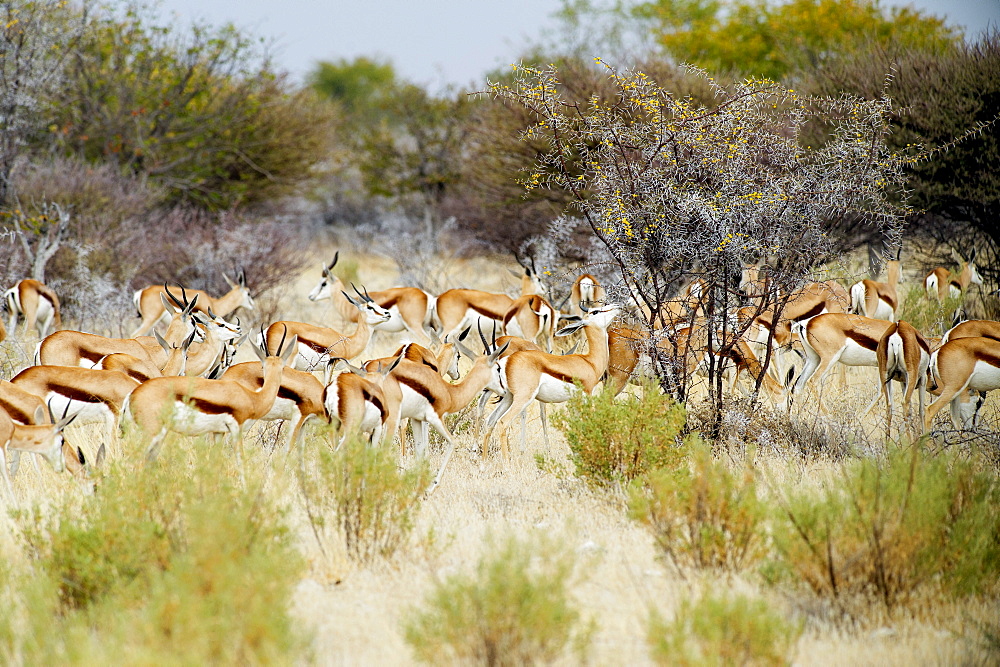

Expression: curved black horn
xmin=47 ymin=399 xmax=56 ymax=424
xmin=164 ymin=283 xmax=184 ymax=309
xmin=277 ymin=323 xmax=288 ymax=355
xmin=327 ymin=251 xmax=339 ymax=271
xmin=478 ymin=321 xmax=488 ymax=350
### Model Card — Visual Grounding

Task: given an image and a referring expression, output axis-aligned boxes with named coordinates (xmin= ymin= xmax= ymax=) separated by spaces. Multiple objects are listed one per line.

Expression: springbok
xmin=4 ymin=279 xmax=61 ymax=338
xmin=925 ymin=248 xmax=983 ymax=301
xmin=131 ymin=271 xmax=254 ymax=336
xmin=850 ymin=247 xmax=901 ymax=322
xmin=924 ymin=336 xmax=1000 ymax=431
xmin=323 ymin=357 xmax=400 ymax=449
xmin=791 ymin=313 xmax=895 ymax=398
xmin=482 ymin=305 xmax=620 ymax=459
xmin=220 ymin=361 xmax=327 ymax=453
xmin=37 ymin=289 xmax=202 ymax=369
xmin=307 ymin=252 xmax=436 ymax=345
xmin=569 ymin=273 xmax=605 ymax=316
xmin=264 ymin=287 xmax=391 ymax=370
xmin=378 ymin=338 xmax=509 ymax=494
xmin=1 ymin=404 xmax=75 ymax=501
xmin=124 ymin=331 xmax=297 ymax=462
xmin=10 ymin=366 xmax=141 ymax=444
xmin=0 ymin=380 xmax=103 ymax=487
xmin=867 ymin=321 xmax=930 ymax=437
xmin=503 ymin=294 xmax=557 ymax=352
xmin=435 ymin=264 xmax=547 ymax=344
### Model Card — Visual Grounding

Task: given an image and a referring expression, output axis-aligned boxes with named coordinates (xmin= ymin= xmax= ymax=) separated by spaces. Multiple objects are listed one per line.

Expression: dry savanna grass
xmin=0 ymin=250 xmax=998 ymax=665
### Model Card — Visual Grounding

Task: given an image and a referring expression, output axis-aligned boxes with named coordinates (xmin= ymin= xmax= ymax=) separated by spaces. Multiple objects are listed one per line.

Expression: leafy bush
xmin=768 ymin=444 xmax=1000 ymax=619
xmin=404 ymin=533 xmax=590 ymax=665
xmin=298 ymin=435 xmax=429 ymax=564
xmin=7 ymin=443 xmax=305 ymax=663
xmin=629 ymin=440 xmax=767 ymax=572
xmin=648 ymin=593 xmax=801 ymax=666
xmin=554 ymin=382 xmax=689 ymax=485
xmin=898 ymin=284 xmax=963 ymax=336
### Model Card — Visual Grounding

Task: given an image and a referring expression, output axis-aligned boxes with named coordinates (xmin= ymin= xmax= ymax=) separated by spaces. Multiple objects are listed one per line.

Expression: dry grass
xmin=1 ymin=249 xmax=997 ymax=665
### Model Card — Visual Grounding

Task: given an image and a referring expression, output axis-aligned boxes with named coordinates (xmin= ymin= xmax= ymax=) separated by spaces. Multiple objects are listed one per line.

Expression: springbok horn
xmin=277 ymin=323 xmax=288 ymax=355
xmin=164 ymin=283 xmax=184 ymax=309
xmin=478 ymin=321 xmax=488 ymax=350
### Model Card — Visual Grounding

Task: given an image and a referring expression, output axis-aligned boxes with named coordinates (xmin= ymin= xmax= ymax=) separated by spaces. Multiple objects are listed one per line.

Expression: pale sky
xmin=154 ymin=0 xmax=998 ymax=90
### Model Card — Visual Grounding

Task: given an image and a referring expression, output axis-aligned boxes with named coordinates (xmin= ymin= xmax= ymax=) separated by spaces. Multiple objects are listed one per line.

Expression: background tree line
xmin=1 ymin=0 xmax=997 ymax=312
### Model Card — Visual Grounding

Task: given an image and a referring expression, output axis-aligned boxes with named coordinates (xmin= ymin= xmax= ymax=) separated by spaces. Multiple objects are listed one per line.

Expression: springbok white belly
xmin=535 ymin=374 xmax=578 ymax=403
xmin=44 ymin=393 xmax=115 ymax=426
xmin=967 ymin=361 xmax=1000 ymax=393
xmin=293 ymin=343 xmax=327 ymax=371
xmin=168 ymin=401 xmax=240 ymax=437
xmin=260 ymin=395 xmax=298 ymax=422
xmin=399 ymin=384 xmax=438 ymax=422
xmin=374 ymin=305 xmax=409 ymax=334
xmin=839 ymin=338 xmax=878 ymax=367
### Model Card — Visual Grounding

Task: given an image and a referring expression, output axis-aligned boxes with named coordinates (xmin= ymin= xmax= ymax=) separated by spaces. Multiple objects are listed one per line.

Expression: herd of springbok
xmin=0 ymin=246 xmax=995 ymax=499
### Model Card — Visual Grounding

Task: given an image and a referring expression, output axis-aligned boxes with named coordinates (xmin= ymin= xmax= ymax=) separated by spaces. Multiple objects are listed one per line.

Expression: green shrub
xmin=898 ymin=285 xmax=963 ymax=336
xmin=648 ymin=593 xmax=801 ymax=666
xmin=7 ymin=442 xmax=305 ymax=663
xmin=768 ymin=444 xmax=1000 ymax=619
xmin=404 ymin=533 xmax=591 ymax=666
xmin=554 ymin=382 xmax=689 ymax=485
xmin=298 ymin=434 xmax=429 ymax=564
xmin=629 ymin=439 xmax=766 ymax=572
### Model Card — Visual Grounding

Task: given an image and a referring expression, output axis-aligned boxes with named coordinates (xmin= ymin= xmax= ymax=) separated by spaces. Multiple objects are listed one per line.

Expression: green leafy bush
xmin=768 ymin=444 xmax=1000 ymax=619
xmin=630 ymin=440 xmax=766 ymax=572
xmin=7 ymin=443 xmax=305 ymax=663
xmin=298 ymin=435 xmax=429 ymax=564
xmin=898 ymin=285 xmax=963 ymax=336
xmin=648 ymin=593 xmax=801 ymax=666
xmin=404 ymin=533 xmax=591 ymax=665
xmin=554 ymin=382 xmax=689 ymax=485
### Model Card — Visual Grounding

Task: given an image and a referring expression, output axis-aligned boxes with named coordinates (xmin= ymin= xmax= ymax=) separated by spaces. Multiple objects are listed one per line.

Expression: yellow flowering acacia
xmin=490 ymin=61 xmax=906 ymax=406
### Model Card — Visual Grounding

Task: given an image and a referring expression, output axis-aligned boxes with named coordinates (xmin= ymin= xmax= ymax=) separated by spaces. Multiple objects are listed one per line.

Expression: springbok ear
xmin=488 ymin=341 xmax=510 ymax=363
xmin=183 ymin=294 xmax=199 ymax=316
xmin=238 ymin=269 xmax=247 ymax=286
xmin=454 ymin=339 xmax=476 ymax=361
xmin=154 ymin=330 xmax=170 ymax=352
xmin=280 ymin=335 xmax=298 ymax=364
xmin=33 ymin=405 xmax=46 ymax=425
xmin=385 ymin=353 xmax=403 ymax=375
xmin=160 ymin=292 xmax=177 ymax=314
xmin=556 ymin=322 xmax=586 ymax=336
xmin=341 ymin=291 xmax=360 ymax=307
xmin=222 ymin=273 xmax=235 ymax=288
xmin=969 ymin=247 xmax=977 ymax=263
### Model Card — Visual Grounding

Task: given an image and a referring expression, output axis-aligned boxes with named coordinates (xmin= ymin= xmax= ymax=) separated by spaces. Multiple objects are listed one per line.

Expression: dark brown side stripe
xmin=395 ymin=375 xmax=438 ymax=406
xmin=189 ymin=397 xmax=234 ymax=415
xmin=844 ymin=329 xmax=879 ymax=351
